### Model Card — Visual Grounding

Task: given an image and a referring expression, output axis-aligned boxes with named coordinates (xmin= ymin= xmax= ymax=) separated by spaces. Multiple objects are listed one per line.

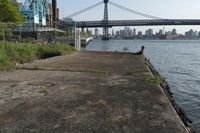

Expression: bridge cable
xmin=67 ymin=1 xmax=104 ymax=18
xmin=109 ymin=1 xmax=162 ymax=19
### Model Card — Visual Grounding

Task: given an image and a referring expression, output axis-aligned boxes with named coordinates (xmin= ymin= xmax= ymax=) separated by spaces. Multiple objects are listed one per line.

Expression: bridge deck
xmin=0 ymin=51 xmax=189 ymax=132
xmin=66 ymin=19 xmax=200 ymax=28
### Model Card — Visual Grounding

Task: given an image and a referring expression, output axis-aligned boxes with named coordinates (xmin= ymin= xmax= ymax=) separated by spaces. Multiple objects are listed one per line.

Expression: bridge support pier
xmin=102 ymin=27 xmax=109 ymax=40
xmin=102 ymin=0 xmax=109 ymax=40
xmin=81 ymin=27 xmax=84 ymax=32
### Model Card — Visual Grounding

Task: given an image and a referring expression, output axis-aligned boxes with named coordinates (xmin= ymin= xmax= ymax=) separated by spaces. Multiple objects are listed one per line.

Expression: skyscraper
xmin=133 ymin=28 xmax=136 ymax=37
xmin=112 ymin=29 xmax=115 ymax=36
xmin=138 ymin=31 xmax=143 ymax=38
xmin=95 ymin=28 xmax=99 ymax=37
xmin=158 ymin=29 xmax=163 ymax=36
xmin=145 ymin=29 xmax=153 ymax=37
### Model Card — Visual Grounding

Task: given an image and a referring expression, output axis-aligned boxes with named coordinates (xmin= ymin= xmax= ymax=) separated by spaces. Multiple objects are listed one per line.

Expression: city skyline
xmin=94 ymin=27 xmax=200 ymax=39
xmin=18 ymin=0 xmax=200 ymax=33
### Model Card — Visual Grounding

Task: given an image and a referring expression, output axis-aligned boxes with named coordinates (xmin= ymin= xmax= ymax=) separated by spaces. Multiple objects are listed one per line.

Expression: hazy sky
xmin=18 ymin=0 xmax=200 ymax=34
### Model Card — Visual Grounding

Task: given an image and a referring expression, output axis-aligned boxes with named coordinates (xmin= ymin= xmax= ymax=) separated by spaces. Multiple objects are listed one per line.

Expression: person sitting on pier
xmin=137 ymin=46 xmax=145 ymax=55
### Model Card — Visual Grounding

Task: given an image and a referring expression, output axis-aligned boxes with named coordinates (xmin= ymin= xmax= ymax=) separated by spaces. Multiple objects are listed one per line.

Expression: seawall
xmin=145 ymin=58 xmax=193 ymax=132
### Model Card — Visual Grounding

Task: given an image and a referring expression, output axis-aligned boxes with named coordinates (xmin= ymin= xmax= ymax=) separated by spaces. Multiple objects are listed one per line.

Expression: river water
xmin=83 ymin=40 xmax=200 ymax=132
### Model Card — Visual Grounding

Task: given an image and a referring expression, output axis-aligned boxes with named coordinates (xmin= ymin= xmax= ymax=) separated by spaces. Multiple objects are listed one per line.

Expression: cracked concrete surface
xmin=0 ymin=51 xmax=188 ymax=133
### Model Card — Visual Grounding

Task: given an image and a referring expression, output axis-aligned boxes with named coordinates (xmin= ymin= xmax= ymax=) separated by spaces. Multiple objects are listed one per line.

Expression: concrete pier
xmin=0 ymin=51 xmax=189 ymax=132
xmin=55 ymin=37 xmax=93 ymax=47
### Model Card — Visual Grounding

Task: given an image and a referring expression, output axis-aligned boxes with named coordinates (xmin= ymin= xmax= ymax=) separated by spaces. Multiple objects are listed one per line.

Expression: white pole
xmin=74 ymin=22 xmax=77 ymax=50
xmin=78 ymin=28 xmax=81 ymax=51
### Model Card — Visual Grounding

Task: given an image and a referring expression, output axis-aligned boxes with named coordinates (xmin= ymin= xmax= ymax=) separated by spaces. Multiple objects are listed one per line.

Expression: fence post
xmin=78 ymin=28 xmax=81 ymax=51
xmin=20 ymin=25 xmax=22 ymax=42
xmin=74 ymin=22 xmax=77 ymax=50
xmin=2 ymin=28 xmax=5 ymax=42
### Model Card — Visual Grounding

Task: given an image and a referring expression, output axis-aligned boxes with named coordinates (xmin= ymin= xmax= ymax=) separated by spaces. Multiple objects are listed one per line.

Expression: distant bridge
xmin=64 ymin=0 xmax=200 ymax=40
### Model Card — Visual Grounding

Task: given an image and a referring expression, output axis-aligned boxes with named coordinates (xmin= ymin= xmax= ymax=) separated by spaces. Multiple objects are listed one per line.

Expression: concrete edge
xmin=144 ymin=56 xmax=194 ymax=133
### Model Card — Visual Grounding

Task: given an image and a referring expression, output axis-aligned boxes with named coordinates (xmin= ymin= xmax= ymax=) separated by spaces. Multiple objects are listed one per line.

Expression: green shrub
xmin=0 ymin=41 xmax=75 ymax=70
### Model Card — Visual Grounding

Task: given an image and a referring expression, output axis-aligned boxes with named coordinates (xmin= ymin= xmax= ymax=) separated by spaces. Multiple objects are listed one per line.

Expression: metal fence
xmin=0 ymin=22 xmax=73 ymax=43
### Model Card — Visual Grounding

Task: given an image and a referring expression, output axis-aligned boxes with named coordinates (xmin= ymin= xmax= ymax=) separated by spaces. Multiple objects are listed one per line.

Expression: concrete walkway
xmin=0 ymin=51 xmax=188 ymax=133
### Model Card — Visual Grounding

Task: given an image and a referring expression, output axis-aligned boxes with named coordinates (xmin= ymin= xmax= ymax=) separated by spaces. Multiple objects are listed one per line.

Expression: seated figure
xmin=137 ymin=46 xmax=145 ymax=55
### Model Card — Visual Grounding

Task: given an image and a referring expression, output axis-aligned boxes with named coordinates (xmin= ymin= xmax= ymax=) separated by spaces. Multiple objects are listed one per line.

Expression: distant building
xmin=47 ymin=0 xmax=59 ymax=28
xmin=194 ymin=30 xmax=198 ymax=37
xmin=158 ymin=29 xmax=163 ymax=36
xmin=115 ymin=31 xmax=120 ymax=37
xmin=165 ymin=31 xmax=172 ymax=35
xmin=94 ymin=28 xmax=99 ymax=37
xmin=137 ymin=31 xmax=143 ymax=39
xmin=19 ymin=0 xmax=60 ymax=28
xmin=112 ymin=29 xmax=115 ymax=36
xmin=185 ymin=29 xmax=195 ymax=38
xmin=145 ymin=29 xmax=153 ymax=37
xmin=124 ymin=26 xmax=130 ymax=38
xmin=198 ymin=31 xmax=200 ymax=38
xmin=172 ymin=28 xmax=177 ymax=35
xmin=113 ymin=27 xmax=200 ymax=40
xmin=47 ymin=4 xmax=53 ymax=27
xmin=120 ymin=30 xmax=124 ymax=38
xmin=133 ymin=28 xmax=136 ymax=37
xmin=166 ymin=34 xmax=177 ymax=40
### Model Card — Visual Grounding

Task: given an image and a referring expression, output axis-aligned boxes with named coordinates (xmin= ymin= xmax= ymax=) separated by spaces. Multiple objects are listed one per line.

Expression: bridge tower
xmin=102 ymin=0 xmax=109 ymax=40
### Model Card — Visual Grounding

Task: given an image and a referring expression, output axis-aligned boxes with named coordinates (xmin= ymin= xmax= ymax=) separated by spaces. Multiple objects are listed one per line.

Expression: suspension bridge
xmin=19 ymin=0 xmax=200 ymax=40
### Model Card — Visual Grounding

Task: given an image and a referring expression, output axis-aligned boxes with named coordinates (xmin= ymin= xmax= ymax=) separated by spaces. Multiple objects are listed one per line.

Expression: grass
xmin=145 ymin=74 xmax=164 ymax=85
xmin=0 ymin=41 xmax=75 ymax=70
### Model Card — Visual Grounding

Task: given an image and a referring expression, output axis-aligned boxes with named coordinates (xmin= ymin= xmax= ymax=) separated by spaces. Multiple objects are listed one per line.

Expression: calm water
xmin=83 ymin=40 xmax=200 ymax=132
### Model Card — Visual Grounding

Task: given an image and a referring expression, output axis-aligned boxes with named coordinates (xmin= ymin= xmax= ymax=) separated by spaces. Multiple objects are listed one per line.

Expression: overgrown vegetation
xmin=145 ymin=74 xmax=164 ymax=84
xmin=0 ymin=41 xmax=75 ymax=70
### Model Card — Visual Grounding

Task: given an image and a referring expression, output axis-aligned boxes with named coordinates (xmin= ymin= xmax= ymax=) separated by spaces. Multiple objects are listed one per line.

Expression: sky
xmin=18 ymin=0 xmax=200 ymax=34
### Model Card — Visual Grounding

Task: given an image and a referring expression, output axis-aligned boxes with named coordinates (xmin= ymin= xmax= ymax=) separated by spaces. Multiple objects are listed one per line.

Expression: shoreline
xmin=145 ymin=57 xmax=194 ymax=133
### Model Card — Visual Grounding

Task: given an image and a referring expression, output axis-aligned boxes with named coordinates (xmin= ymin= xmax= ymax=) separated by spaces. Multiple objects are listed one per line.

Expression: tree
xmin=0 ymin=0 xmax=24 ymax=23
xmin=0 ymin=0 xmax=25 ymax=41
